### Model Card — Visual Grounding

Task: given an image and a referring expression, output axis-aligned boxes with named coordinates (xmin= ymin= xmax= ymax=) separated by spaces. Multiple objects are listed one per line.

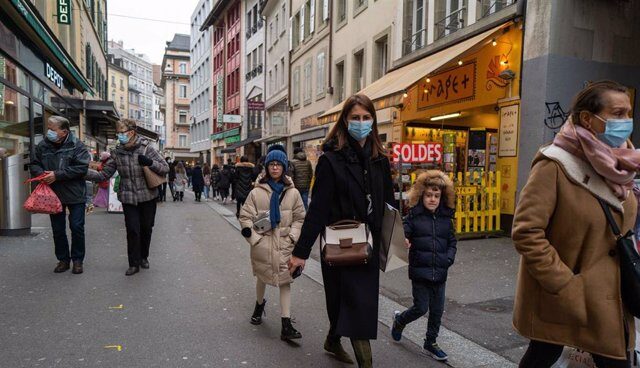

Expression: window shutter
xmin=289 ymin=17 xmax=293 ymax=51
xmin=309 ymin=0 xmax=315 ymax=33
xmin=300 ymin=6 xmax=305 ymax=41
xmin=323 ymin=0 xmax=329 ymax=21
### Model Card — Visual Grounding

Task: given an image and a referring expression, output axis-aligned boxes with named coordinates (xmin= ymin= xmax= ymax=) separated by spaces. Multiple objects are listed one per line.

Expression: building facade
xmin=201 ymin=0 xmax=245 ymax=165
xmin=161 ymin=34 xmax=196 ymax=162
xmin=288 ymin=0 xmax=332 ymax=162
xmin=190 ymin=0 xmax=214 ymax=164
xmin=238 ymin=0 xmax=265 ymax=162
xmin=152 ymin=84 xmax=165 ymax=152
xmin=107 ymin=56 xmax=130 ymax=120
xmin=261 ymin=0 xmax=288 ymax=157
xmin=108 ymin=40 xmax=154 ymax=131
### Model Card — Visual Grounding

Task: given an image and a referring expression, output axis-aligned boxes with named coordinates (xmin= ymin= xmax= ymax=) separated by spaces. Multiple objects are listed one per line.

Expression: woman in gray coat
xmin=86 ymin=119 xmax=169 ymax=276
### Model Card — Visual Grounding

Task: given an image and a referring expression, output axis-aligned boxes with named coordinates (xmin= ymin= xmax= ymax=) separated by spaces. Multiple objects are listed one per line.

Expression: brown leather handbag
xmin=321 ymin=220 xmax=372 ymax=266
xmin=141 ymin=145 xmax=166 ymax=189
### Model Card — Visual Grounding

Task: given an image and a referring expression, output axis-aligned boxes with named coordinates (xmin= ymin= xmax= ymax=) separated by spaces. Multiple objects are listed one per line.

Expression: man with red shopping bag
xmin=30 ymin=116 xmax=90 ymax=274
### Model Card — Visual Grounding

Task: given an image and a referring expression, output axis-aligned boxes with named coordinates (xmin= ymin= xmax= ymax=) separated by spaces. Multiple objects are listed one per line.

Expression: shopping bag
xmin=551 ymin=347 xmax=596 ymax=368
xmin=379 ymin=202 xmax=409 ymax=272
xmin=23 ymin=174 xmax=63 ymax=214
xmin=93 ymin=186 xmax=109 ymax=208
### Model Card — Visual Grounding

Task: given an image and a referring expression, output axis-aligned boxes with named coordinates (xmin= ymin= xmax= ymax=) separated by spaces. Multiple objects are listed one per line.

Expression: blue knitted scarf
xmin=267 ymin=179 xmax=285 ymax=230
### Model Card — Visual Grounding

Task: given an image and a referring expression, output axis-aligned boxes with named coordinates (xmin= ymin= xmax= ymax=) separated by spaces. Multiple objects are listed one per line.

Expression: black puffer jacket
xmin=405 ymin=202 xmax=457 ymax=284
xmin=233 ymin=162 xmax=256 ymax=200
xmin=289 ymin=152 xmax=313 ymax=191
xmin=30 ymin=132 xmax=90 ymax=205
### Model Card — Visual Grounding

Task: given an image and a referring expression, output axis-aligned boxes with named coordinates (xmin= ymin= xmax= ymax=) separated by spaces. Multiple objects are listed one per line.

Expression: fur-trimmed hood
xmin=407 ymin=170 xmax=455 ymax=209
xmin=235 ymin=161 xmax=255 ymax=168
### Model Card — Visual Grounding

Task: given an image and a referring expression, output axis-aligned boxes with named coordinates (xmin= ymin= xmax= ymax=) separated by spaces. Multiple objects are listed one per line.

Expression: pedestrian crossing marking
xmin=104 ymin=345 xmax=122 ymax=351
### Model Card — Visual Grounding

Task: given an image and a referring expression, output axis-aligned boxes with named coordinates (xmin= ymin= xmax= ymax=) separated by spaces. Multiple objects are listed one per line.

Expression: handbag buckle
xmin=338 ymin=238 xmax=353 ymax=249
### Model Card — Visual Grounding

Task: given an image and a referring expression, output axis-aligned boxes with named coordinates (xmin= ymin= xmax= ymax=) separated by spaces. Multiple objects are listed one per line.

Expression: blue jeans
xmin=397 ymin=280 xmax=446 ymax=345
xmin=203 ymin=185 xmax=210 ymax=199
xmin=300 ymin=190 xmax=309 ymax=211
xmin=49 ymin=203 xmax=86 ymax=263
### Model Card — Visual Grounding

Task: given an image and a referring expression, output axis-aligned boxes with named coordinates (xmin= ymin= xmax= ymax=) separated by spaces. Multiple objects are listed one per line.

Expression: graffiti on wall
xmin=544 ymin=102 xmax=569 ymax=132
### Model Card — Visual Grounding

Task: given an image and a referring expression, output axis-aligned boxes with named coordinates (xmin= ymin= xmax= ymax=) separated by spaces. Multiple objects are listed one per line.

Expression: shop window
xmin=0 ymin=84 xmax=30 ymax=155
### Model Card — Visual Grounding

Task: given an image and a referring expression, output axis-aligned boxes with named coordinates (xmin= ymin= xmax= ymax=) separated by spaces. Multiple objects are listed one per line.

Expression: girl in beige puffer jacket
xmin=239 ymin=147 xmax=306 ymax=341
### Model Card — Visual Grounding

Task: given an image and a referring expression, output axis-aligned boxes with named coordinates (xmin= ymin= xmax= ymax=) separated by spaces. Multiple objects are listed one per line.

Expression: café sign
xmin=418 ymin=62 xmax=476 ymax=109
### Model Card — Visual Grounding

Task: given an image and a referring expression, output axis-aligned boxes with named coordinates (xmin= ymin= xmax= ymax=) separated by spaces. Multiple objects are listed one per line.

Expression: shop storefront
xmin=291 ymin=113 xmax=329 ymax=166
xmin=319 ymin=21 xmax=522 ymax=236
xmin=212 ymin=127 xmax=240 ymax=164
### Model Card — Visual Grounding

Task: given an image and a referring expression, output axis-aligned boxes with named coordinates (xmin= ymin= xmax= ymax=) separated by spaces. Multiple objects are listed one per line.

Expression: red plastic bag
xmin=23 ymin=174 xmax=63 ymax=214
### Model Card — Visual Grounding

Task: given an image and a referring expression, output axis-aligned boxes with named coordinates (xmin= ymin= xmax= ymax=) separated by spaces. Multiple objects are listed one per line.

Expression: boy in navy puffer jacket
xmin=390 ymin=170 xmax=457 ymax=361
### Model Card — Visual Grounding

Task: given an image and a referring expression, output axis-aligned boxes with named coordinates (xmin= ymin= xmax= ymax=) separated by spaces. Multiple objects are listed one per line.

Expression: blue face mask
xmin=595 ymin=115 xmax=633 ymax=148
xmin=117 ymin=132 xmax=130 ymax=145
xmin=46 ymin=129 xmax=60 ymax=142
xmin=347 ymin=120 xmax=373 ymax=141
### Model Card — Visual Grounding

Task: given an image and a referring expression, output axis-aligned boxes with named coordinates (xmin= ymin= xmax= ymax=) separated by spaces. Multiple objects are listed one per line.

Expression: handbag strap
xmin=597 ymin=198 xmax=622 ymax=238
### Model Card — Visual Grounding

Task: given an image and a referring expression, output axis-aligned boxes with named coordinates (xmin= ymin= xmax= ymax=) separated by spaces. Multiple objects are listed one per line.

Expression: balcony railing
xmin=435 ymin=7 xmax=466 ymax=41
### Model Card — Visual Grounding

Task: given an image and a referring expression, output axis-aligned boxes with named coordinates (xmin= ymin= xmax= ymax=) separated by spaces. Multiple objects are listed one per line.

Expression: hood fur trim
xmin=235 ymin=162 xmax=255 ymax=168
xmin=407 ymin=170 xmax=455 ymax=209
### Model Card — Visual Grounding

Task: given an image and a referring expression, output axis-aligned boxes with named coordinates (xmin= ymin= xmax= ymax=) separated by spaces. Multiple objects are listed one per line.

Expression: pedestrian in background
xmin=191 ymin=161 xmax=205 ymax=202
xmin=203 ymin=163 xmax=212 ymax=201
xmin=228 ymin=158 xmax=237 ymax=202
xmin=186 ymin=164 xmax=193 ymax=189
xmin=289 ymin=147 xmax=313 ymax=210
xmin=233 ymin=156 xmax=256 ymax=217
xmin=218 ymin=164 xmax=232 ymax=204
xmin=288 ymin=94 xmax=395 ymax=368
xmin=512 ymin=80 xmax=637 ymax=367
xmin=174 ymin=162 xmax=187 ymax=202
xmin=211 ymin=164 xmax=221 ymax=200
xmin=390 ymin=170 xmax=457 ymax=361
xmin=167 ymin=158 xmax=176 ymax=201
xmin=31 ymin=116 xmax=90 ymax=274
xmin=92 ymin=151 xmax=111 ymax=208
xmin=86 ymin=118 xmax=169 ymax=276
xmin=239 ymin=148 xmax=306 ymax=342
xmin=158 ymin=158 xmax=168 ymax=202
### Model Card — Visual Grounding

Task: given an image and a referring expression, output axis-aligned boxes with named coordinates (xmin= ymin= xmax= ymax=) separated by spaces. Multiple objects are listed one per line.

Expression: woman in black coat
xmin=289 ymin=94 xmax=394 ymax=368
xmin=191 ymin=163 xmax=205 ymax=202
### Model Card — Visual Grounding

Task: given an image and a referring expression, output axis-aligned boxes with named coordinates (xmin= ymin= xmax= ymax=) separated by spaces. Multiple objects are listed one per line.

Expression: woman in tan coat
xmin=239 ymin=147 xmax=306 ymax=341
xmin=512 ymin=80 xmax=638 ymax=367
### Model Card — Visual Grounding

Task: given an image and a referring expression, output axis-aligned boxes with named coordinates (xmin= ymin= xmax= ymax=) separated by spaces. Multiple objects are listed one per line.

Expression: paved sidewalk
xmin=207 ymin=195 xmax=523 ymax=367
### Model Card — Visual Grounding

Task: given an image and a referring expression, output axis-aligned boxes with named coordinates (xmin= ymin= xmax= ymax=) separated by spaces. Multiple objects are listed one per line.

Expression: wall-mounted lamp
xmin=402 ymin=90 xmax=408 ymax=98
xmin=425 ymin=78 xmax=431 ymax=83
xmin=457 ymin=60 xmax=463 ymax=66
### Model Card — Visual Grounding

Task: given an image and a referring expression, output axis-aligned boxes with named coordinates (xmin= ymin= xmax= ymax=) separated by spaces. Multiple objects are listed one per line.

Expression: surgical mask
xmin=594 ymin=115 xmax=633 ymax=148
xmin=46 ymin=129 xmax=60 ymax=142
xmin=117 ymin=132 xmax=130 ymax=145
xmin=347 ymin=120 xmax=373 ymax=141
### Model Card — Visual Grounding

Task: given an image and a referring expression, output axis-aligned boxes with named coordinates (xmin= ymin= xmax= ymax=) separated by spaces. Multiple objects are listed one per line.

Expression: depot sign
xmin=392 ymin=143 xmax=443 ymax=163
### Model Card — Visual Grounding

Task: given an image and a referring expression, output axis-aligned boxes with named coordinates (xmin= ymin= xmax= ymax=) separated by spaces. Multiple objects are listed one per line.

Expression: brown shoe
xmin=54 ymin=261 xmax=70 ymax=273
xmin=72 ymin=262 xmax=83 ymax=274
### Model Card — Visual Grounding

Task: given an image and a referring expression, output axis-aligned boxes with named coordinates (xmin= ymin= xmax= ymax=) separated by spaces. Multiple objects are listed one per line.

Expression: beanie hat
xmin=265 ymin=149 xmax=288 ymax=169
xmin=268 ymin=144 xmax=286 ymax=154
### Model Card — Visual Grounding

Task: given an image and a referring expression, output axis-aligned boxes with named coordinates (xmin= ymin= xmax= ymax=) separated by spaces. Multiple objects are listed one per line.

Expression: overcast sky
xmin=107 ymin=0 xmax=201 ymax=65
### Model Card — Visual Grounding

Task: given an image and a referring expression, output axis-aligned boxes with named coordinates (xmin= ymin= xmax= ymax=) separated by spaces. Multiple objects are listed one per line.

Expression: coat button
xmin=609 ymin=249 xmax=617 ymax=257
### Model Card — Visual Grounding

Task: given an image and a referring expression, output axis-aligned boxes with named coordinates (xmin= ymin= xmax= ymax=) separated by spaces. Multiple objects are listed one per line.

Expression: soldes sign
xmin=392 ymin=143 xmax=443 ymax=164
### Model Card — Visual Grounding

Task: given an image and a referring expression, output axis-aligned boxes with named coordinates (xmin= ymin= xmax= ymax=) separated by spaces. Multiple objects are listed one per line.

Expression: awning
xmin=210 ymin=127 xmax=240 ymax=141
xmin=67 ymin=98 xmax=120 ymax=139
xmin=291 ymin=126 xmax=328 ymax=143
xmin=221 ymin=136 xmax=259 ymax=153
xmin=318 ymin=24 xmax=506 ymax=124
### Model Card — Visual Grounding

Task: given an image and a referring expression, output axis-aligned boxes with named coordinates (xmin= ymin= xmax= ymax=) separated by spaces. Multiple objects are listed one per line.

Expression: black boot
xmin=351 ymin=339 xmax=372 ymax=368
xmin=251 ymin=299 xmax=266 ymax=325
xmin=280 ymin=317 xmax=302 ymax=341
xmin=324 ymin=335 xmax=354 ymax=364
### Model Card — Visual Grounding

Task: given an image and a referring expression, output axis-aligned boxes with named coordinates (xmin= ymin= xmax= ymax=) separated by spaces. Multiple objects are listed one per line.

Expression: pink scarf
xmin=553 ymin=119 xmax=640 ymax=200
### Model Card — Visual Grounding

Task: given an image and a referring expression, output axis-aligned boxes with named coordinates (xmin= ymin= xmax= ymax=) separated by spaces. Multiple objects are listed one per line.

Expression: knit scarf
xmin=267 ymin=179 xmax=285 ymax=230
xmin=553 ymin=119 xmax=640 ymax=200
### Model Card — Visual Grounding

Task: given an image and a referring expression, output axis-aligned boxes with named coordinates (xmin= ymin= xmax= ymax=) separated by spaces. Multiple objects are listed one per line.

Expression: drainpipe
xmin=327 ymin=0 xmax=333 ymax=94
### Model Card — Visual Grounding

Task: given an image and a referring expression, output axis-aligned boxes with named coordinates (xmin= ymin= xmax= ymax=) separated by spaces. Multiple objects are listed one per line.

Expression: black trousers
xmin=519 ymin=340 xmax=629 ymax=368
xmin=122 ymin=200 xmax=157 ymax=267
xmin=236 ymin=197 xmax=246 ymax=216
